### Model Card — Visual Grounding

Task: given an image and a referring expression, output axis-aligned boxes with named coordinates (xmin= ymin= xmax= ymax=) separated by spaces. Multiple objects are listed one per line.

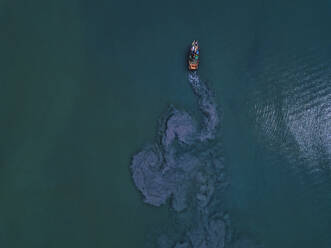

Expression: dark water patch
xmin=131 ymin=72 xmax=262 ymax=247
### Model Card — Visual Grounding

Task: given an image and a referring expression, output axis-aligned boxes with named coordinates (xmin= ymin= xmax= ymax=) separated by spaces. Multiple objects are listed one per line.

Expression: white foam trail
xmin=188 ymin=71 xmax=219 ymax=141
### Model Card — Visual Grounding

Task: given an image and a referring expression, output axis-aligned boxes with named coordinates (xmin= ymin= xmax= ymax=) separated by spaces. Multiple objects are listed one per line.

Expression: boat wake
xmin=131 ymin=72 xmax=262 ymax=248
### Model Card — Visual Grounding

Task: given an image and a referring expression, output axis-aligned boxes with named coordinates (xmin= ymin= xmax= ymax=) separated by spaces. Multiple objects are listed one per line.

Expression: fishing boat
xmin=188 ymin=40 xmax=199 ymax=71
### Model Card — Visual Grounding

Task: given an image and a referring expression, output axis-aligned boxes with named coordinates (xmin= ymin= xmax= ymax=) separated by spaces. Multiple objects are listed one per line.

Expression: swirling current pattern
xmin=131 ymin=72 xmax=261 ymax=248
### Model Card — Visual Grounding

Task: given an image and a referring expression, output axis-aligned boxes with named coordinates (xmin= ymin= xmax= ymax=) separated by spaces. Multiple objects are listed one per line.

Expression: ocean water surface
xmin=0 ymin=0 xmax=330 ymax=247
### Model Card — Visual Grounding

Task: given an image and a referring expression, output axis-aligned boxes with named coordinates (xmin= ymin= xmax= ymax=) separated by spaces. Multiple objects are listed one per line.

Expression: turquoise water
xmin=1 ymin=0 xmax=330 ymax=247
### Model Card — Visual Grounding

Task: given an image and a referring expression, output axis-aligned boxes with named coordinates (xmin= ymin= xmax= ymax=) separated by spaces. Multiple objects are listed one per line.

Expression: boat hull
xmin=188 ymin=40 xmax=199 ymax=71
xmin=188 ymin=61 xmax=199 ymax=70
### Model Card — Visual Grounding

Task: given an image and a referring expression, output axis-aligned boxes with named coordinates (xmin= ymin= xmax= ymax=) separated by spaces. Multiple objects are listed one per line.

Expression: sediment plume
xmin=131 ymin=72 xmax=261 ymax=248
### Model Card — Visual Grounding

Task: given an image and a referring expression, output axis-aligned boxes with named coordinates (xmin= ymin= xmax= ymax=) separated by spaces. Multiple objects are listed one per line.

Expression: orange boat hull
xmin=188 ymin=61 xmax=199 ymax=70
xmin=188 ymin=40 xmax=199 ymax=71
